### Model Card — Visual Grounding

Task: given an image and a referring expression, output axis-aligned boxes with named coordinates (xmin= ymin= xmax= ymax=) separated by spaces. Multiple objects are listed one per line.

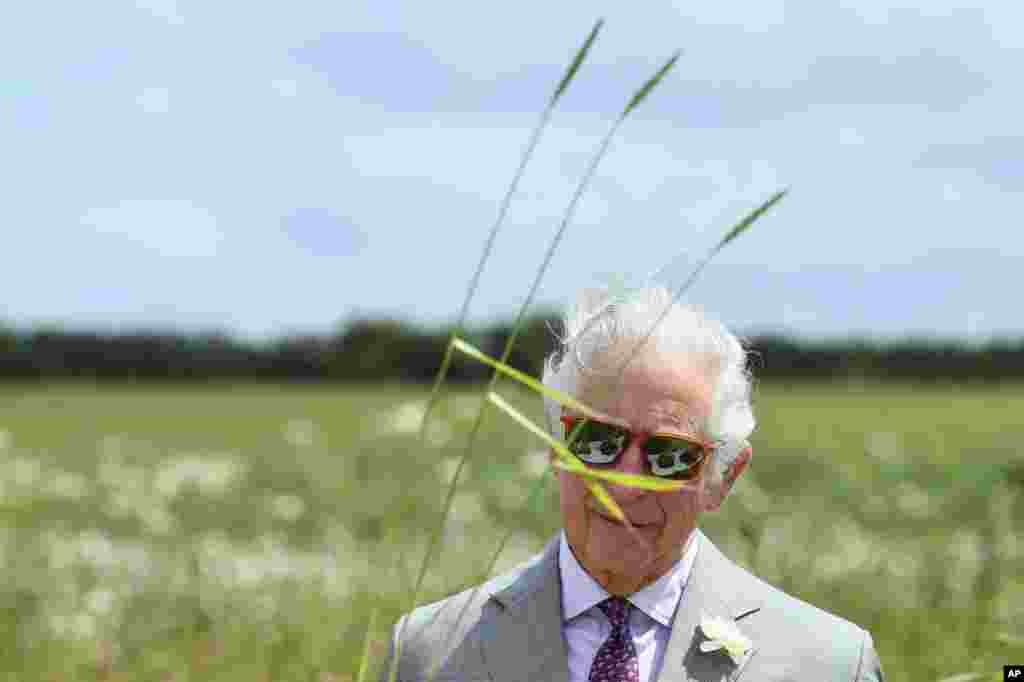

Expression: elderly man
xmin=383 ymin=286 xmax=884 ymax=682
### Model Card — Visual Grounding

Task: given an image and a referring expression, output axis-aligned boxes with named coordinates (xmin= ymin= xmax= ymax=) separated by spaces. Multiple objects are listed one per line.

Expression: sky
xmin=3 ymin=1 xmax=1022 ymax=341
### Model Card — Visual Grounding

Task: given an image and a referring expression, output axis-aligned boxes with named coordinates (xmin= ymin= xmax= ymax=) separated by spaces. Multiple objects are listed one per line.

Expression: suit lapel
xmin=481 ymin=536 xmax=569 ymax=682
xmin=656 ymin=531 xmax=761 ymax=682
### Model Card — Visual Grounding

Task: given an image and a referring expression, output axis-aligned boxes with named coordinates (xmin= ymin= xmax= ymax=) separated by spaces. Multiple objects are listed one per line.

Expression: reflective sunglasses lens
xmin=644 ymin=437 xmax=704 ymax=479
xmin=566 ymin=420 xmax=627 ymax=465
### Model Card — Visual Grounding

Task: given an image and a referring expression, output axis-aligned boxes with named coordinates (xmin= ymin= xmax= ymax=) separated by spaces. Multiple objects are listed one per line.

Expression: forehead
xmin=576 ymin=351 xmax=714 ymax=433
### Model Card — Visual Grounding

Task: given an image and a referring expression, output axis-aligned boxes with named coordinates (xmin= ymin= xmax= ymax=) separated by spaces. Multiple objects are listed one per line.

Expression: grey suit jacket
xmin=381 ymin=529 xmax=884 ymax=682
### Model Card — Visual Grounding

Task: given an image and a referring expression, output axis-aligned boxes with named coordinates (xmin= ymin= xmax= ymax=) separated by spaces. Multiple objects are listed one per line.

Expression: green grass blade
xmin=622 ymin=50 xmax=681 ymax=117
xmin=483 ymin=48 xmax=684 ymax=391
xmin=452 ymin=338 xmax=601 ymax=418
xmin=412 ymin=18 xmax=608 ymax=472
xmin=585 ymin=479 xmax=625 ymax=521
xmin=716 ymin=188 xmax=788 ymax=249
xmin=552 ymin=19 xmax=605 ymax=104
xmin=491 ymin=44 xmax=683 ymax=383
xmin=616 ymin=188 xmax=789 ymax=375
xmin=417 ymin=101 xmax=558 ymax=445
xmin=549 ymin=456 xmax=687 ymax=491
xmin=418 ymin=17 xmax=605 ymax=439
xmin=419 ymin=341 xmax=458 ymax=440
xmin=488 ymin=55 xmax=656 ymax=378
xmin=355 ymin=606 xmax=380 ymax=682
xmin=681 ymin=187 xmax=788 ymax=292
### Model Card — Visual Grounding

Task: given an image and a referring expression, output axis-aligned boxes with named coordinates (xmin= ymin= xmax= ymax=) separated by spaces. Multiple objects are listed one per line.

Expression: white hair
xmin=541 ymin=285 xmax=755 ymax=490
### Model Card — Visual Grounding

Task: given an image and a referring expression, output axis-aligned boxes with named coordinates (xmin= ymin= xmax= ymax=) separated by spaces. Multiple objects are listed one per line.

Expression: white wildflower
xmin=154 ymin=454 xmax=244 ymax=499
xmin=270 ymin=494 xmax=306 ymax=522
xmin=388 ymin=401 xmax=427 ymax=434
xmin=815 ymin=518 xmax=875 ymax=580
xmin=98 ymin=434 xmax=125 ymax=459
xmin=450 ymin=395 xmax=480 ymax=421
xmin=864 ymin=431 xmax=903 ymax=462
xmin=11 ymin=457 xmax=42 ymax=489
xmin=139 ymin=504 xmax=177 ymax=535
xmin=885 ymin=545 xmax=922 ymax=579
xmin=56 ymin=530 xmax=152 ymax=577
xmin=449 ymin=491 xmax=485 ymax=523
xmin=895 ymin=482 xmax=934 ymax=519
xmin=84 ymin=588 xmax=116 ymax=616
xmin=946 ymin=529 xmax=984 ymax=601
xmin=47 ymin=471 xmax=90 ymax=500
xmin=521 ymin=449 xmax=550 ymax=478
xmin=426 ymin=419 xmax=453 ymax=448
xmin=283 ymin=418 xmax=319 ymax=447
xmin=77 ymin=530 xmax=118 ymax=570
xmin=51 ymin=611 xmax=97 ymax=640
xmin=435 ymin=456 xmax=461 ymax=484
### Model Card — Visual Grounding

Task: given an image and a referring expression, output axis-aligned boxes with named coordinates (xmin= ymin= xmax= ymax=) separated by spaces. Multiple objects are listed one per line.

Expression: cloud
xmin=291 ymin=32 xmax=464 ymax=112
xmin=270 ymin=79 xmax=300 ymax=98
xmin=134 ymin=0 xmax=184 ymax=25
xmin=80 ymin=200 xmax=222 ymax=258
xmin=281 ymin=208 xmax=366 ymax=256
xmin=915 ymin=136 xmax=1024 ymax=191
xmin=137 ymin=86 xmax=170 ymax=114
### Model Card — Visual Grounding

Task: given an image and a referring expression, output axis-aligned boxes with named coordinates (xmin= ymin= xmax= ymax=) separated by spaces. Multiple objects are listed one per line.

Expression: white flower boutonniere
xmin=699 ymin=613 xmax=752 ymax=665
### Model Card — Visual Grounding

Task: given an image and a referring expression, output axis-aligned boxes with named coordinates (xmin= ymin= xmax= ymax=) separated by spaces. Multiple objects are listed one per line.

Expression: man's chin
xmin=588 ymin=518 xmax=660 ymax=562
xmin=585 ymin=551 xmax=660 ymax=589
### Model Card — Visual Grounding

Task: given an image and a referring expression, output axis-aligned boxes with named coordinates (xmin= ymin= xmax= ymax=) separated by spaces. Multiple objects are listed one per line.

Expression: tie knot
xmin=598 ymin=597 xmax=631 ymax=629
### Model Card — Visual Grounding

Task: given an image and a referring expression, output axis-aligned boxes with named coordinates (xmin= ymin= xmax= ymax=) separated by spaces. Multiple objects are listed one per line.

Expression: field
xmin=0 ymin=380 xmax=1022 ymax=681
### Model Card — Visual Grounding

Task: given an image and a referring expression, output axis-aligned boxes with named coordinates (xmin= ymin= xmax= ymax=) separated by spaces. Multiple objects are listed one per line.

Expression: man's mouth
xmin=590 ymin=509 xmax=660 ymax=528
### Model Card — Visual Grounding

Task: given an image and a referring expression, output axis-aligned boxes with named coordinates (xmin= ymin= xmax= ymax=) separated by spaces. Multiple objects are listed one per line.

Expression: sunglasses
xmin=560 ymin=414 xmax=712 ymax=481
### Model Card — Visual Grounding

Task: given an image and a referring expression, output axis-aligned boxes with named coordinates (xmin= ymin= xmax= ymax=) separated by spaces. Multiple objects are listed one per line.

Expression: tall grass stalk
xmin=384 ymin=21 xmax=605 ymax=682
xmin=356 ymin=607 xmax=380 ymax=682
xmin=385 ymin=45 xmax=682 ymax=682
xmin=613 ymin=188 xmax=788 ymax=376
xmin=417 ymin=18 xmax=606 ymax=448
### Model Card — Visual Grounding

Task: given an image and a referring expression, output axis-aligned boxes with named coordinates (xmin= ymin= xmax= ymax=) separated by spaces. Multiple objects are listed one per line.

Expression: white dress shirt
xmin=559 ymin=530 xmax=700 ymax=682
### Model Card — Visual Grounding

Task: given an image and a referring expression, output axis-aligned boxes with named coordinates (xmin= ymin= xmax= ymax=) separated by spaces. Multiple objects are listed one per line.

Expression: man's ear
xmin=704 ymin=444 xmax=752 ymax=512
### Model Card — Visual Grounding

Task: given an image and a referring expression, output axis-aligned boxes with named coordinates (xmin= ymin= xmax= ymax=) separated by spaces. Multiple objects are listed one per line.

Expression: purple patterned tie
xmin=588 ymin=597 xmax=640 ymax=682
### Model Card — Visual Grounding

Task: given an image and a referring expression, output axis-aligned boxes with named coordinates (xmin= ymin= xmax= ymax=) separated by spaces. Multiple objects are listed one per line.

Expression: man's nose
xmin=607 ymin=439 xmax=649 ymax=501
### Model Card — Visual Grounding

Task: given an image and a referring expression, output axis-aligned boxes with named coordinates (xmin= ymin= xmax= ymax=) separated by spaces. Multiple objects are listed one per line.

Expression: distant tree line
xmin=1 ymin=318 xmax=1022 ymax=383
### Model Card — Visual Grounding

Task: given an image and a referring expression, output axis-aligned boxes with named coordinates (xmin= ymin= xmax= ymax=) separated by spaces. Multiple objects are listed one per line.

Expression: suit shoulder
xmin=746 ymin=567 xmax=866 ymax=638
xmin=717 ymin=551 xmax=875 ymax=675
xmin=382 ymin=553 xmax=544 ymax=682
xmin=397 ymin=550 xmax=542 ymax=647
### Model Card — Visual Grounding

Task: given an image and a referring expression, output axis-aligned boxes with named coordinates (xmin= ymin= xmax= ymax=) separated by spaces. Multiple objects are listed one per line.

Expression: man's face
xmin=556 ymin=352 xmax=715 ymax=594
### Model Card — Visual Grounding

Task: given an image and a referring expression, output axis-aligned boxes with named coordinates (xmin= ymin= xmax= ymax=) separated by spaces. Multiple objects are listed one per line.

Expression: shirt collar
xmin=558 ymin=528 xmax=700 ymax=627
